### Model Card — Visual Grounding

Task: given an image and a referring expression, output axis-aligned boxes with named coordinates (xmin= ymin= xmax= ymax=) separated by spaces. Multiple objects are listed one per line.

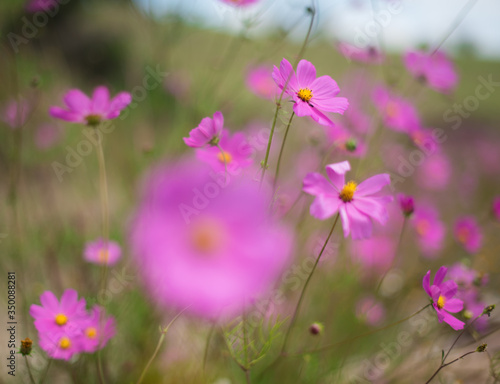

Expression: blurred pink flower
xmin=35 ymin=123 xmax=63 ymax=149
xmin=356 ymin=296 xmax=386 ymax=326
xmin=373 ymin=86 xmax=420 ymax=133
xmin=397 ymin=194 xmax=414 ymax=217
xmin=49 ymin=86 xmax=131 ymax=126
xmin=448 ymin=263 xmax=476 ymax=290
xmin=196 ymin=129 xmax=253 ymax=173
xmin=246 ymin=65 xmax=279 ymax=100
xmin=220 ymin=0 xmax=259 ymax=6
xmin=84 ymin=238 xmax=122 ymax=266
xmin=336 ymin=42 xmax=383 ymax=64
xmin=453 ymin=216 xmax=482 ymax=253
xmin=272 ymin=58 xmax=349 ymax=127
xmin=493 ymin=196 xmax=500 ymax=221
xmin=409 ymin=128 xmax=440 ymax=153
xmin=38 ymin=331 xmax=83 ymax=361
xmin=184 ymin=111 xmax=224 ymax=148
xmin=416 ymin=152 xmax=452 ymax=191
xmin=26 ymin=0 xmax=58 ymax=12
xmin=423 ymin=266 xmax=464 ymax=330
xmin=303 ymin=160 xmax=392 ymax=239
xmin=2 ymin=99 xmax=31 ymax=129
xmin=350 ymin=236 xmax=395 ymax=275
xmin=404 ymin=50 xmax=458 ymax=93
xmin=324 ymin=123 xmax=367 ymax=158
xmin=79 ymin=307 xmax=116 ymax=353
xmin=410 ymin=204 xmax=446 ymax=258
xmin=130 ymin=158 xmax=293 ymax=319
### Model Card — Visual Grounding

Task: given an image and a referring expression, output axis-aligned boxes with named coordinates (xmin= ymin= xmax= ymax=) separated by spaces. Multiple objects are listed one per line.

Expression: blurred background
xmin=1 ymin=0 xmax=499 ymax=383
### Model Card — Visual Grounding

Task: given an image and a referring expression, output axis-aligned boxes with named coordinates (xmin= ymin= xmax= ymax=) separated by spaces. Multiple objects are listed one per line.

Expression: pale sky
xmin=136 ymin=0 xmax=500 ymax=59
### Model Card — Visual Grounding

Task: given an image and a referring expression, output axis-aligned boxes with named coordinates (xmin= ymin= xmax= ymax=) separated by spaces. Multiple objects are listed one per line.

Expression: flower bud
xmin=309 ymin=322 xmax=323 ymax=335
xmin=20 ymin=338 xmax=33 ymax=356
xmin=397 ymin=194 xmax=415 ymax=217
xmin=476 ymin=344 xmax=487 ymax=353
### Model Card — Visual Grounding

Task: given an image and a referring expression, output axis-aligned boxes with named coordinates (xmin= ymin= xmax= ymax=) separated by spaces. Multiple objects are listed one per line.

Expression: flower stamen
xmin=339 ymin=181 xmax=357 ymax=202
xmin=55 ymin=314 xmax=68 ymax=326
xmin=436 ymin=295 xmax=446 ymax=309
xmin=297 ymin=88 xmax=313 ymax=102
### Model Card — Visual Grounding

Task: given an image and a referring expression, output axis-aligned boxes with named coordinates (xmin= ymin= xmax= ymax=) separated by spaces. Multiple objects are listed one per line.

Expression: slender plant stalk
xmin=272 ymin=112 xmax=295 ymax=194
xmin=136 ymin=309 xmax=187 ymax=384
xmin=259 ymin=3 xmax=316 ymax=188
xmin=39 ymin=359 xmax=52 ymax=384
xmin=425 ymin=350 xmax=478 ymax=384
xmin=215 ymin=142 xmax=228 ymax=175
xmin=294 ymin=304 xmax=431 ymax=356
xmin=280 ymin=213 xmax=340 ymax=355
xmin=202 ymin=323 xmax=215 ymax=381
xmin=25 ymin=356 xmax=36 ymax=384
xmin=245 ymin=369 xmax=251 ymax=384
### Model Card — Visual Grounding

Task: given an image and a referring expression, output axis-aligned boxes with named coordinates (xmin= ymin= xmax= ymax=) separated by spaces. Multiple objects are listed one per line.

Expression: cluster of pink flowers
xmin=30 ymin=289 xmax=115 ymax=360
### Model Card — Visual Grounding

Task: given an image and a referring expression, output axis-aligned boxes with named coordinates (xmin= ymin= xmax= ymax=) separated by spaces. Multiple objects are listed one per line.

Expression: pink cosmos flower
xmin=423 ymin=266 xmax=465 ymax=330
xmin=410 ymin=204 xmax=446 ymax=258
xmin=195 ymin=129 xmax=253 ymax=173
xmin=350 ymin=236 xmax=395 ymax=275
xmin=26 ymin=0 xmax=58 ymax=12
xmin=453 ymin=216 xmax=482 ymax=253
xmin=416 ymin=152 xmax=452 ymax=191
xmin=49 ymin=86 xmax=131 ymax=126
xmin=493 ymin=197 xmax=500 ymax=221
xmin=397 ymin=194 xmax=414 ymax=217
xmin=2 ymin=99 xmax=31 ymax=129
xmin=184 ymin=111 xmax=224 ymax=148
xmin=130 ymin=158 xmax=293 ymax=319
xmin=220 ymin=0 xmax=259 ymax=6
xmin=39 ymin=331 xmax=83 ymax=361
xmin=324 ymin=123 xmax=367 ymax=158
xmin=35 ymin=123 xmax=63 ymax=149
xmin=336 ymin=42 xmax=383 ymax=64
xmin=83 ymin=238 xmax=122 ymax=266
xmin=410 ymin=128 xmax=441 ymax=153
xmin=29 ymin=289 xmax=87 ymax=335
xmin=272 ymin=58 xmax=349 ymax=127
xmin=246 ymin=65 xmax=279 ymax=100
xmin=303 ymin=160 xmax=392 ymax=240
xmin=356 ymin=296 xmax=385 ymax=326
xmin=372 ymin=86 xmax=420 ymax=133
xmin=404 ymin=50 xmax=458 ymax=93
xmin=79 ymin=307 xmax=116 ymax=353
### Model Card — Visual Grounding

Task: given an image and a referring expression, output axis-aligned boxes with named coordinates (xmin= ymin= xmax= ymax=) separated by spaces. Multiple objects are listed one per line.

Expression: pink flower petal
xmin=344 ymin=204 xmax=372 ymax=239
xmin=312 ymin=97 xmax=349 ymax=114
xmin=422 ymin=270 xmax=432 ymax=297
xmin=91 ymin=86 xmax=110 ymax=113
xmin=445 ymin=298 xmax=463 ymax=313
xmin=40 ymin=291 xmax=59 ymax=312
xmin=442 ymin=312 xmax=465 ymax=330
xmin=64 ymin=89 xmax=91 ymax=113
xmin=49 ymin=106 xmax=84 ymax=123
xmin=351 ymin=197 xmax=388 ymax=225
xmin=440 ymin=280 xmax=458 ymax=299
xmin=296 ymin=60 xmax=316 ymax=88
xmin=325 ymin=161 xmax=350 ymax=191
xmin=433 ymin=266 xmax=448 ymax=286
xmin=309 ymin=194 xmax=341 ymax=220
xmin=303 ymin=172 xmax=334 ymax=196
xmin=310 ymin=75 xmax=340 ymax=98
xmin=356 ymin=174 xmax=391 ymax=197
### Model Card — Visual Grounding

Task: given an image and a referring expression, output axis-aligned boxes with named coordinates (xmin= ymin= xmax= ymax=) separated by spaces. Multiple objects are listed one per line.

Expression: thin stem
xmin=202 ymin=323 xmax=215 ymax=381
xmin=272 ymin=112 xmax=295 ymax=193
xmin=97 ymin=355 xmax=105 ymax=384
xmin=259 ymin=3 xmax=316 ymax=188
xmin=25 ymin=356 xmax=36 ymax=384
xmin=443 ymin=315 xmax=480 ymax=363
xmin=39 ymin=359 xmax=52 ymax=384
xmin=294 ymin=304 xmax=431 ymax=356
xmin=136 ymin=308 xmax=187 ymax=384
xmin=215 ymin=143 xmax=228 ymax=175
xmin=425 ymin=350 xmax=477 ymax=384
xmin=280 ymin=213 xmax=340 ymax=355
xmin=375 ymin=216 xmax=407 ymax=295
xmin=245 ymin=369 xmax=251 ymax=384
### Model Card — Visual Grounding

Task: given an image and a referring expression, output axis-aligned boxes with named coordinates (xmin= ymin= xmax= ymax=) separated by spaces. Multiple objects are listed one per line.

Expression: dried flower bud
xmin=476 ymin=344 xmax=487 ymax=353
xmin=20 ymin=338 xmax=33 ymax=356
xmin=483 ymin=305 xmax=495 ymax=317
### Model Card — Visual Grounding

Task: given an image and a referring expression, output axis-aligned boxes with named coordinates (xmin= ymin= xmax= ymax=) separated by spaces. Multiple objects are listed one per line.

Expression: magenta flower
xmin=49 ymin=86 xmax=131 ymax=126
xmin=130 ymin=158 xmax=293 ymax=319
xmin=29 ymin=289 xmax=87 ymax=335
xmin=404 ymin=50 xmax=458 ymax=93
xmin=410 ymin=204 xmax=446 ymax=258
xmin=336 ymin=42 xmax=383 ymax=64
xmin=35 ymin=123 xmax=63 ymax=149
xmin=196 ymin=129 xmax=253 ymax=173
xmin=493 ymin=196 xmax=500 ymax=221
xmin=26 ymin=0 xmax=58 ymax=12
xmin=84 ymin=238 xmax=122 ymax=266
xmin=423 ymin=266 xmax=465 ymax=330
xmin=39 ymin=331 xmax=83 ymax=361
xmin=373 ymin=86 xmax=420 ymax=133
xmin=184 ymin=111 xmax=224 ymax=148
xmin=246 ymin=65 xmax=279 ymax=100
xmin=350 ymin=236 xmax=395 ymax=275
xmin=324 ymin=123 xmax=367 ymax=158
xmin=2 ymin=99 xmax=31 ymax=129
xmin=453 ymin=216 xmax=483 ymax=253
xmin=79 ymin=307 xmax=116 ymax=353
xmin=397 ymin=194 xmax=414 ymax=217
xmin=416 ymin=152 xmax=452 ymax=191
xmin=303 ymin=160 xmax=392 ymax=239
xmin=356 ymin=296 xmax=385 ymax=326
xmin=272 ymin=58 xmax=349 ymax=127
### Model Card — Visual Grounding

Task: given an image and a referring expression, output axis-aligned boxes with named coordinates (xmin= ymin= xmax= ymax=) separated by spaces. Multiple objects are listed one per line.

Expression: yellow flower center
xmin=436 ymin=295 xmax=445 ymax=310
xmin=416 ymin=220 xmax=429 ymax=236
xmin=339 ymin=181 xmax=357 ymax=203
xmin=385 ymin=101 xmax=399 ymax=118
xmin=457 ymin=227 xmax=470 ymax=244
xmin=98 ymin=249 xmax=109 ymax=263
xmin=55 ymin=314 xmax=68 ymax=326
xmin=59 ymin=337 xmax=71 ymax=349
xmin=86 ymin=327 xmax=98 ymax=339
xmin=191 ymin=218 xmax=226 ymax=254
xmin=297 ymin=88 xmax=313 ymax=102
xmin=217 ymin=151 xmax=232 ymax=164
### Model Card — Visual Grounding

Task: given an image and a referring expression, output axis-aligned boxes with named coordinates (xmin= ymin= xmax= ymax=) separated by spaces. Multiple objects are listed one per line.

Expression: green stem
xmin=215 ymin=143 xmax=228 ymax=175
xmin=136 ymin=309 xmax=187 ymax=384
xmin=202 ymin=323 xmax=215 ymax=381
xmin=280 ymin=213 xmax=340 ymax=355
xmin=272 ymin=112 xmax=295 ymax=194
xmin=39 ymin=359 xmax=52 ymax=384
xmin=25 ymin=356 xmax=36 ymax=384
xmin=425 ymin=350 xmax=477 ymax=384
xmin=294 ymin=304 xmax=431 ymax=356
